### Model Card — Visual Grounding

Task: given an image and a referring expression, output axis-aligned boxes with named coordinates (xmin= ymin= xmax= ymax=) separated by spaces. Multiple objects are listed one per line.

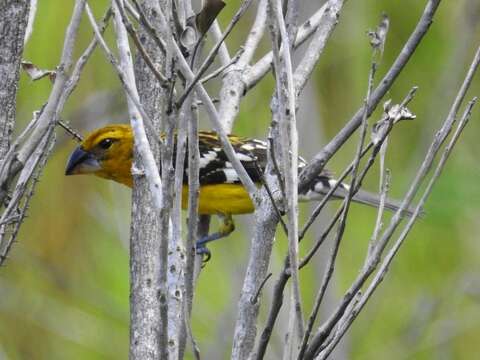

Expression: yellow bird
xmin=65 ymin=124 xmax=410 ymax=256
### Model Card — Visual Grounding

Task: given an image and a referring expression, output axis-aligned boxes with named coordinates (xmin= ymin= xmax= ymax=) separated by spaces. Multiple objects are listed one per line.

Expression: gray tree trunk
xmin=0 ymin=1 xmax=30 ymax=161
xmin=129 ymin=0 xmax=168 ymax=358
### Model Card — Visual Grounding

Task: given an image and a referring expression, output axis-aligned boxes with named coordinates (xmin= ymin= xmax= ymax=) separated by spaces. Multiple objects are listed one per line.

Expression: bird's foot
xmin=194 ymin=214 xmax=235 ymax=264
xmin=195 ymin=243 xmax=211 ymax=263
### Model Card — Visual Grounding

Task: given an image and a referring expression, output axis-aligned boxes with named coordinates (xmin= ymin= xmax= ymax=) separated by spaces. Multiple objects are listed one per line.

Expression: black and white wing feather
xmin=185 ymin=131 xmax=416 ymax=216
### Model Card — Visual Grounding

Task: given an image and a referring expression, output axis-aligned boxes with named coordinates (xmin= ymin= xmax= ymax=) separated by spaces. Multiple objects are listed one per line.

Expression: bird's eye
xmin=99 ymin=138 xmax=113 ymax=149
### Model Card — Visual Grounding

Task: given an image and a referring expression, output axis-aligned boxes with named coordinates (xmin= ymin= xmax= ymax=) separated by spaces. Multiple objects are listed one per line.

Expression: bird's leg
xmin=196 ymin=214 xmax=235 ymax=261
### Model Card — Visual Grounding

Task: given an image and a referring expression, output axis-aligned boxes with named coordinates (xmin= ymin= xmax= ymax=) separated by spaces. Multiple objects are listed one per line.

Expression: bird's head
xmin=65 ymin=124 xmax=134 ymax=187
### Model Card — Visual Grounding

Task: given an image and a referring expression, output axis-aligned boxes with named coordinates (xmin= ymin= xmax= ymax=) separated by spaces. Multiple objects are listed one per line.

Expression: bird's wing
xmin=193 ymin=132 xmax=334 ymax=188
xmin=195 ymin=132 xmax=265 ymax=185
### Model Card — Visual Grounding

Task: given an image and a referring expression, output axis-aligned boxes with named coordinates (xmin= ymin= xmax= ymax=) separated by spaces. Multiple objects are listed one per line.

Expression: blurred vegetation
xmin=1 ymin=1 xmax=480 ymax=359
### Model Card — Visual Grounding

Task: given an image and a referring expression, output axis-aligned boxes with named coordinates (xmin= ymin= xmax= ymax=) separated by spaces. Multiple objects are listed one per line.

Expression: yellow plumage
xmin=182 ymin=184 xmax=254 ymax=215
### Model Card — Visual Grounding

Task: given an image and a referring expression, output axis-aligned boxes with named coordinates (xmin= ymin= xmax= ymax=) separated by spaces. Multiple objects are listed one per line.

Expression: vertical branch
xmin=109 ymin=0 xmax=167 ymax=358
xmin=0 ymin=0 xmax=85 ymax=260
xmin=184 ymin=98 xmax=202 ymax=359
xmin=368 ymin=147 xmax=390 ymax=256
xmin=231 ymin=195 xmax=279 ymax=360
xmin=270 ymin=0 xmax=304 ymax=352
xmin=175 ymin=20 xmax=202 ymax=360
xmin=230 ymin=0 xmax=289 ymax=357
xmin=0 ymin=0 xmax=30 ymax=161
xmin=172 ymin=93 xmax=189 ymax=360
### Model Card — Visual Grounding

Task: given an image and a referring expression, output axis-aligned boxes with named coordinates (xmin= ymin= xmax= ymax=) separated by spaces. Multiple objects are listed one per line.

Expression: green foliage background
xmin=1 ymin=1 xmax=480 ymax=359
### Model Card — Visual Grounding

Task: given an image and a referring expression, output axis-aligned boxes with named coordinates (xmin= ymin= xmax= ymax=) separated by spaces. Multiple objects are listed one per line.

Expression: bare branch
xmin=218 ymin=2 xmax=330 ymax=132
xmin=0 ymin=0 xmax=85 ymax=262
xmin=237 ymin=0 xmax=268 ymax=67
xmin=0 ymin=0 xmax=30 ymax=160
xmin=184 ymin=99 xmax=203 ymax=359
xmin=200 ymin=48 xmax=243 ymax=84
xmin=167 ymin=24 xmax=260 ymax=197
xmin=209 ymin=20 xmax=231 ymax=65
xmin=304 ymin=41 xmax=480 ymax=359
xmin=16 ymin=1 xmax=86 ymax=166
xmin=254 ymin=87 xmax=417 ymax=359
xmin=115 ymin=3 xmax=168 ymax=84
xmin=231 ymin=194 xmax=279 ymax=359
xmin=177 ymin=0 xmax=255 ymax=107
xmin=298 ymin=31 xmax=380 ymax=358
xmin=59 ymin=7 xmax=113 ymax=112
xmin=217 ymin=0 xmax=267 ymax=132
xmin=368 ymin=151 xmax=390 ymax=257
xmin=270 ymin=0 xmax=304 ymax=350
xmin=0 ymin=129 xmax=55 ymax=265
xmin=109 ymin=1 xmax=168 ymax=358
xmin=85 ymin=3 xmax=160 ymax=142
xmin=244 ymin=3 xmax=329 ymax=90
xmin=293 ymin=0 xmax=344 ymax=97
xmin=317 ymin=97 xmax=477 ymax=360
xmin=298 ymin=0 xmax=442 ymax=194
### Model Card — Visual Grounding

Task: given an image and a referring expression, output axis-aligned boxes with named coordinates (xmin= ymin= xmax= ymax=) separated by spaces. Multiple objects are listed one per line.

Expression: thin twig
xmin=298 ymin=0 xmax=442 ymax=194
xmin=59 ymin=7 xmax=112 ymax=112
xmin=317 ymin=98 xmax=477 ymax=359
xmin=200 ymin=48 xmax=243 ymax=84
xmin=298 ymin=53 xmax=377 ymax=356
xmin=115 ymin=1 xmax=168 ymax=84
xmin=0 ymin=128 xmax=55 ymax=265
xmin=301 ymin=98 xmax=417 ymax=356
xmin=251 ymin=272 xmax=273 ymax=305
xmin=300 ymin=42 xmax=380 ymax=355
xmin=368 ymin=159 xmax=391 ymax=257
xmin=304 ymin=42 xmax=480 ymax=359
xmin=299 ymin=86 xmax=417 ymax=242
xmin=244 ymin=3 xmax=329 ymax=90
xmin=144 ymin=6 xmax=259 ymax=197
xmin=177 ymin=0 xmax=255 ymax=108
xmin=57 ymin=120 xmax=83 ymax=142
xmin=0 ymin=0 xmax=86 ymax=263
xmin=130 ymin=0 xmax=167 ymax=53
xmin=209 ymin=20 xmax=231 ymax=65
xmin=252 ymin=159 xmax=288 ymax=235
xmin=271 ymin=0 xmax=304 ymax=349
xmin=255 ymin=88 xmax=417 ymax=359
xmin=293 ymin=0 xmax=344 ymax=97
xmin=85 ymin=3 xmax=161 ymax=147
xmin=0 ymin=0 xmax=86 ymax=203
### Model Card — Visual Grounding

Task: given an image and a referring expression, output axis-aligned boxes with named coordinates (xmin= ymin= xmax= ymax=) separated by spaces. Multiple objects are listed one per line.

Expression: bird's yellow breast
xmin=182 ymin=184 xmax=254 ymax=215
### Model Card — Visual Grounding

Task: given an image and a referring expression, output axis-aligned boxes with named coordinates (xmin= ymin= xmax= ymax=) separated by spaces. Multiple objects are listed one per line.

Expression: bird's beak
xmin=65 ymin=146 xmax=101 ymax=175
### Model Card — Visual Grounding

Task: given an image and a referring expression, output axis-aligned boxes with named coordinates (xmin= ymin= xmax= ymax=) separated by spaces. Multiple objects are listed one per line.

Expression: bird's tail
xmin=349 ymin=188 xmax=419 ymax=218
xmin=300 ymin=176 xmax=421 ymax=218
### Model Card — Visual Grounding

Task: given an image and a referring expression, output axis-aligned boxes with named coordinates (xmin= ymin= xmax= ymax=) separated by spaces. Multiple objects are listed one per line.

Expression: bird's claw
xmin=196 ymin=244 xmax=211 ymax=263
